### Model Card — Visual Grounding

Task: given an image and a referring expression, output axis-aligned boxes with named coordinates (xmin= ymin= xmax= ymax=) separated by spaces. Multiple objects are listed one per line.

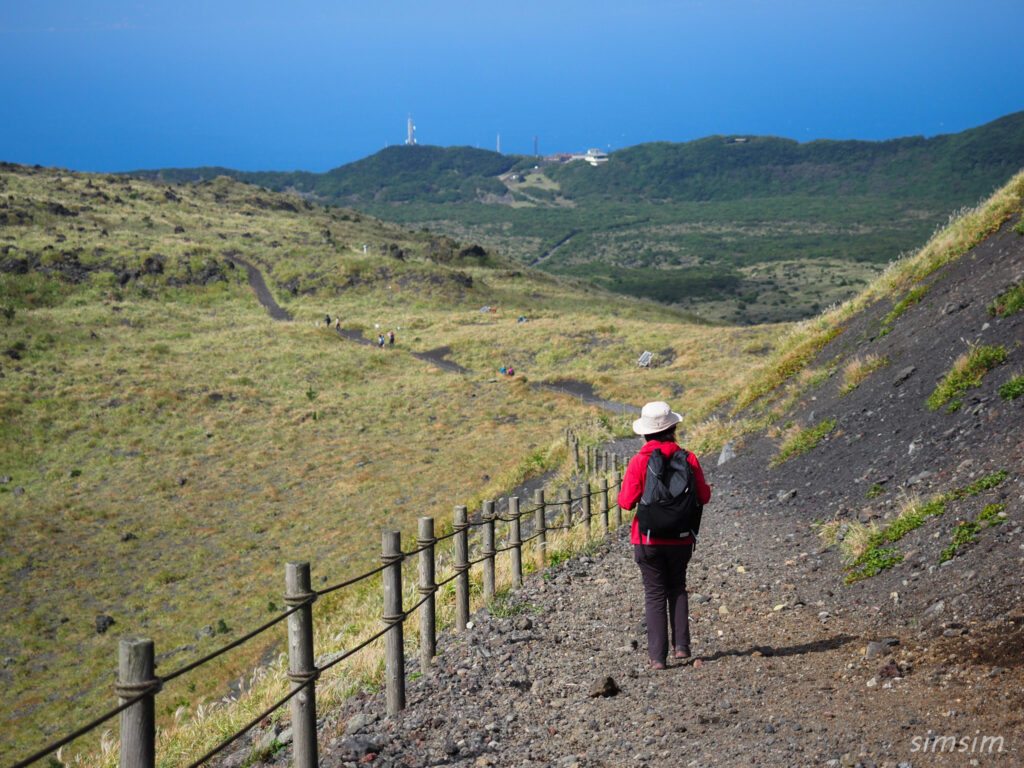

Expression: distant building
xmin=567 ymin=148 xmax=608 ymax=166
xmin=542 ymin=149 xmax=611 ymax=166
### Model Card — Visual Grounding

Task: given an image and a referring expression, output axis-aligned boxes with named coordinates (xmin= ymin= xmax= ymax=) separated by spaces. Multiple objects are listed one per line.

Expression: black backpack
xmin=636 ymin=448 xmax=703 ymax=541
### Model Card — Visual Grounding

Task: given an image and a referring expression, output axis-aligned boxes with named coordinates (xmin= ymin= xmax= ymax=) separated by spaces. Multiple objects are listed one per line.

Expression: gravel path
xmin=227 ymin=454 xmax=1022 ymax=767
xmin=223 ymin=255 xmax=292 ymax=321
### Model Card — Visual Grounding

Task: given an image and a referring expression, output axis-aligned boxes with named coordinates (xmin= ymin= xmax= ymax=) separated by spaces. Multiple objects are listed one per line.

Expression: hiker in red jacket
xmin=618 ymin=401 xmax=711 ymax=669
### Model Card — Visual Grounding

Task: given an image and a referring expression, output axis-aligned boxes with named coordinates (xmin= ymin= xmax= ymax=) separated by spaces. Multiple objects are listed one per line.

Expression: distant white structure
xmin=497 ymin=133 xmax=501 ymax=154
xmin=405 ymin=115 xmax=417 ymax=145
xmin=568 ymin=148 xmax=608 ymax=166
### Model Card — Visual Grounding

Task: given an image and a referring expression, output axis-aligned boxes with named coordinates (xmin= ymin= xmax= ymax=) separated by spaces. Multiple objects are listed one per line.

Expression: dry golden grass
xmin=839 ymin=353 xmax=888 ymax=395
xmin=836 ymin=520 xmax=883 ymax=563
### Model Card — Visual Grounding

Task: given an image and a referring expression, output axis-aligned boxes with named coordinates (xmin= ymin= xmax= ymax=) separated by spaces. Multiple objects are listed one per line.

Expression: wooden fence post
xmin=585 ymin=445 xmax=592 ymax=476
xmin=508 ymin=496 xmax=522 ymax=588
xmin=572 ymin=440 xmax=580 ymax=473
xmin=599 ymin=477 xmax=609 ymax=533
xmin=582 ymin=482 xmax=591 ymax=537
xmin=117 ymin=638 xmax=156 ymax=768
xmin=417 ymin=516 xmax=436 ymax=674
xmin=482 ymin=500 xmax=495 ymax=604
xmin=453 ymin=506 xmax=469 ymax=632
xmin=533 ymin=489 xmax=546 ymax=565
xmin=559 ymin=486 xmax=571 ymax=529
xmin=612 ymin=470 xmax=622 ymax=528
xmin=285 ymin=562 xmax=319 ymax=768
xmin=381 ymin=531 xmax=405 ymax=714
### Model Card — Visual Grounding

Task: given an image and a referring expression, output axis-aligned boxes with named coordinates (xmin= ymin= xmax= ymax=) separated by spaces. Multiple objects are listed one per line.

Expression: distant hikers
xmin=325 ymin=313 xmax=331 ymax=326
xmin=378 ymin=333 xmax=385 ymax=348
xmin=388 ymin=330 xmax=395 ymax=347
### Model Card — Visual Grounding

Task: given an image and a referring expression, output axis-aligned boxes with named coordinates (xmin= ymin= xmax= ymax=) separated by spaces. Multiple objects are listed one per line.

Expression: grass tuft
xmin=815 ymin=471 xmax=1011 ymax=583
xmin=876 ymin=285 xmax=929 ymax=338
xmin=927 ymin=344 xmax=1007 ymax=412
xmin=839 ymin=353 xmax=889 ymax=396
xmin=769 ymin=418 xmax=836 ymax=467
xmin=987 ymin=282 xmax=1024 ymax=318
xmin=998 ymin=373 xmax=1024 ymax=401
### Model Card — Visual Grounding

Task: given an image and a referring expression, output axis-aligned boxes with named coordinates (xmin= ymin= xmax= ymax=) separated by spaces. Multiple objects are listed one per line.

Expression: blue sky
xmin=2 ymin=0 xmax=1022 ymax=173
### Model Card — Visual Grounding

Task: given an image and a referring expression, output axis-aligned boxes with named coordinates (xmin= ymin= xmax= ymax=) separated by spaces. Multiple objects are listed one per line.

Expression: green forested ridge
xmin=139 ymin=146 xmax=519 ymax=204
xmin=129 ymin=112 xmax=1024 ymax=322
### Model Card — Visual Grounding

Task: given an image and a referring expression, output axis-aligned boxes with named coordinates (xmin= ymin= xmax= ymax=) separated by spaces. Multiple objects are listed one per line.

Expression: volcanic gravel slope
xmin=225 ymin=217 xmax=1024 ymax=767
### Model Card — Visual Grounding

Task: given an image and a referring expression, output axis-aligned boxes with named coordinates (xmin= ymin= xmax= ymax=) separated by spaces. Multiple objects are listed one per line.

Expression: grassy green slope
xmin=0 ymin=163 xmax=785 ymax=763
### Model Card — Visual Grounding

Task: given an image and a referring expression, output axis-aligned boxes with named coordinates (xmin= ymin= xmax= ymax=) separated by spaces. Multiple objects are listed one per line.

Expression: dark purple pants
xmin=634 ymin=543 xmax=693 ymax=664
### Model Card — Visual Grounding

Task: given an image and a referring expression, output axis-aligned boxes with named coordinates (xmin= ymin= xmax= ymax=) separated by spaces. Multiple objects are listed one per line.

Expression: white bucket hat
xmin=632 ymin=401 xmax=683 ymax=436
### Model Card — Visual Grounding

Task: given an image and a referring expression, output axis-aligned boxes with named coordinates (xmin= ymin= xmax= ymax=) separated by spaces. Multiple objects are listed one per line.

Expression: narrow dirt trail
xmin=536 ymin=379 xmax=641 ymax=416
xmin=223 ymin=255 xmax=292 ymax=321
xmin=530 ymin=230 xmax=579 ymax=267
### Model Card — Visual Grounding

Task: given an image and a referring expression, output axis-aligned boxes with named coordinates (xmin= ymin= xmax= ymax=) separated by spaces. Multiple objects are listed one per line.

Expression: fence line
xmin=7 ymin=433 xmax=625 ymax=768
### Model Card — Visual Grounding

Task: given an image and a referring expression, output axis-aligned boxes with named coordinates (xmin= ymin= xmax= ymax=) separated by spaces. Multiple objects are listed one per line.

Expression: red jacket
xmin=618 ymin=440 xmax=711 ymax=546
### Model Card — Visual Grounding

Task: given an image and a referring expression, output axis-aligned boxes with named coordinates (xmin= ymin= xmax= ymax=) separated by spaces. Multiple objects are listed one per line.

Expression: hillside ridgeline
xmin=131 ymin=112 xmax=1024 ymax=324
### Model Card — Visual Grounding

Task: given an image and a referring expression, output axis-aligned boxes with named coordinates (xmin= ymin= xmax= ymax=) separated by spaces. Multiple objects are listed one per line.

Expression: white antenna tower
xmin=406 ymin=114 xmax=417 ymax=146
xmin=496 ymin=133 xmax=501 ymax=153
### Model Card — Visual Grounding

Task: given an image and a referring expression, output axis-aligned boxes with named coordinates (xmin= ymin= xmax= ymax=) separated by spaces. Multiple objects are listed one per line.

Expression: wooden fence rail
xmin=8 ymin=438 xmax=625 ymax=768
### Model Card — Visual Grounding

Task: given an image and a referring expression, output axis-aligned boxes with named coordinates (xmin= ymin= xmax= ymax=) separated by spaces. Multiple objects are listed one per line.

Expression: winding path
xmin=535 ymin=379 xmax=640 ymax=415
xmin=530 ymin=230 xmax=579 ymax=267
xmin=224 ymin=255 xmax=292 ymax=321
xmin=336 ymin=329 xmax=470 ymax=374
xmin=227 ymin=254 xmax=637 ymax=413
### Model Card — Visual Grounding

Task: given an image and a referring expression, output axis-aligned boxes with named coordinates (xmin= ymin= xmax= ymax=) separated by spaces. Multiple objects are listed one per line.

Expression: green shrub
xmin=770 ymin=418 xmax=836 ymax=467
xmin=877 ymin=285 xmax=929 ymax=337
xmin=939 ymin=520 xmax=980 ymax=563
xmin=977 ymin=503 xmax=1007 ymax=525
xmin=927 ymin=344 xmax=1007 ymax=412
xmin=833 ymin=470 xmax=1008 ymax=582
xmin=988 ymin=283 xmax=1024 ymax=317
xmin=845 ymin=547 xmax=903 ymax=583
xmin=956 ymin=469 xmax=1009 ymax=498
xmin=999 ymin=374 xmax=1024 ymax=400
